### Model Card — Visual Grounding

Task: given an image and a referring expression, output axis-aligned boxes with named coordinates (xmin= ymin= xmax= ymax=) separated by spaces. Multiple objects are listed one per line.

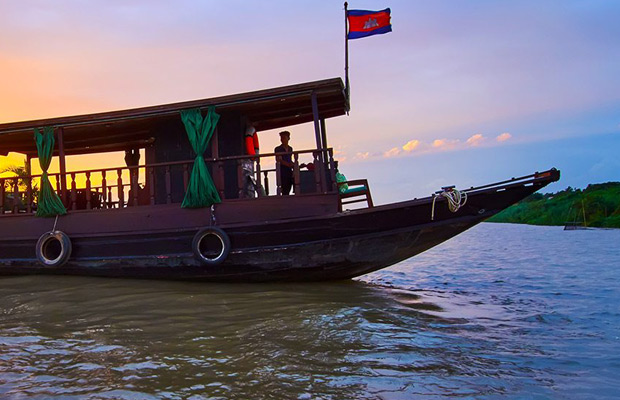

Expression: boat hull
xmin=0 ymin=215 xmax=480 ymax=282
xmin=0 ymin=169 xmax=559 ymax=281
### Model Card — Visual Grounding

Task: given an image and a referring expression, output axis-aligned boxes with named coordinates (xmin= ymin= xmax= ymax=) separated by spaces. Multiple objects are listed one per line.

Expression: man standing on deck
xmin=274 ymin=130 xmax=294 ymax=195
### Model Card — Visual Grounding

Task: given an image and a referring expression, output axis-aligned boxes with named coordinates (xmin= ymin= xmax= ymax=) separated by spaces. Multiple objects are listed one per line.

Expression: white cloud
xmin=355 ymin=152 xmax=370 ymax=160
xmin=496 ymin=132 xmax=512 ymax=142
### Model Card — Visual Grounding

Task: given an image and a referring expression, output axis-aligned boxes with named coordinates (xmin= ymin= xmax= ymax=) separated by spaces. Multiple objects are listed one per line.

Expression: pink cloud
xmin=384 ymin=147 xmax=401 ymax=158
xmin=496 ymin=132 xmax=512 ymax=142
xmin=432 ymin=138 xmax=460 ymax=150
xmin=466 ymin=133 xmax=485 ymax=147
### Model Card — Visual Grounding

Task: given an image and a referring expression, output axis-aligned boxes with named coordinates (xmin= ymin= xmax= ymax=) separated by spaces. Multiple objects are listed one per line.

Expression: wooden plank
xmin=57 ymin=127 xmax=68 ymax=206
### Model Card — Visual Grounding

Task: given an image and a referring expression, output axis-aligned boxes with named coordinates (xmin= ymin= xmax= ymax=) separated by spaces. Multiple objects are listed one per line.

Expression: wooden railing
xmin=0 ymin=148 xmax=338 ymax=215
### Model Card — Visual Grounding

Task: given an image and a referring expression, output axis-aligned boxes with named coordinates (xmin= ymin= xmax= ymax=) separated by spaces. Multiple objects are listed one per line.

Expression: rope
xmin=431 ymin=187 xmax=468 ymax=221
xmin=52 ymin=215 xmax=59 ymax=232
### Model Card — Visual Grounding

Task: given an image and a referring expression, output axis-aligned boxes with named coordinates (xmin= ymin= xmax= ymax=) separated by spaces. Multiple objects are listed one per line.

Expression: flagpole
xmin=344 ymin=2 xmax=350 ymax=108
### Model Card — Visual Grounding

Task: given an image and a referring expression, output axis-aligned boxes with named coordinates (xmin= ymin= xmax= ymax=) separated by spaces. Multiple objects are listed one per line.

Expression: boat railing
xmin=0 ymin=147 xmax=338 ymax=215
xmin=460 ymin=169 xmax=560 ymax=195
xmin=235 ymin=147 xmax=338 ymax=197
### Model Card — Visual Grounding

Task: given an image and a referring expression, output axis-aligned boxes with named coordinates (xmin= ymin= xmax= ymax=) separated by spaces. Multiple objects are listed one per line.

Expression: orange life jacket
xmin=245 ymin=132 xmax=259 ymax=155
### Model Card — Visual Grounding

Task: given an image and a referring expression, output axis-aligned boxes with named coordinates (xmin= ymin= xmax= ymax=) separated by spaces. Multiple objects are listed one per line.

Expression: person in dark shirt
xmin=274 ymin=130 xmax=294 ymax=195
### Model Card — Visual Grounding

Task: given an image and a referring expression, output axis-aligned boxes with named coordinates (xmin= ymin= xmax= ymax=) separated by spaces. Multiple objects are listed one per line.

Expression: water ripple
xmin=1 ymin=224 xmax=619 ymax=398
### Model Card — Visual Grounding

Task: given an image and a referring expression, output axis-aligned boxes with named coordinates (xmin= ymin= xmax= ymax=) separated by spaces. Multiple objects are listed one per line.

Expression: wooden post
xmin=57 ymin=127 xmax=68 ymax=206
xmin=26 ymin=155 xmax=32 ymax=213
xmin=328 ymin=149 xmax=337 ymax=192
xmin=149 ymin=167 xmax=155 ymax=205
xmin=26 ymin=177 xmax=32 ymax=214
xmin=85 ymin=171 xmax=92 ymax=209
xmin=275 ymin=162 xmax=281 ymax=196
xmin=313 ymin=152 xmax=321 ymax=193
xmin=311 ymin=91 xmax=326 ymax=192
xmin=70 ymin=173 xmax=77 ymax=210
xmin=101 ymin=170 xmax=107 ymax=209
xmin=255 ymin=157 xmax=262 ymax=197
xmin=237 ymin=160 xmax=244 ymax=198
xmin=212 ymin=127 xmax=219 ymax=159
xmin=219 ymin=163 xmax=226 ymax=200
xmin=117 ymin=168 xmax=124 ymax=208
xmin=0 ymin=179 xmax=4 ymax=214
xmin=165 ymin=166 xmax=172 ymax=204
xmin=320 ymin=118 xmax=330 ymax=191
xmin=183 ymin=164 xmax=189 ymax=192
xmin=311 ymin=92 xmax=322 ymax=154
xmin=55 ymin=174 xmax=61 ymax=194
xmin=263 ymin=171 xmax=269 ymax=196
xmin=130 ymin=167 xmax=138 ymax=206
xmin=212 ymin=127 xmax=225 ymax=199
xmin=320 ymin=118 xmax=328 ymax=157
xmin=293 ymin=153 xmax=301 ymax=195
xmin=107 ymin=186 xmax=113 ymax=207
xmin=12 ymin=178 xmax=19 ymax=213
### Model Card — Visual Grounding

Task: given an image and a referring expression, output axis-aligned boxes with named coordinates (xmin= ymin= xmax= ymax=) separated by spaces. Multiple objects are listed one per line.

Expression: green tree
xmin=489 ymin=182 xmax=620 ymax=228
xmin=1 ymin=162 xmax=38 ymax=212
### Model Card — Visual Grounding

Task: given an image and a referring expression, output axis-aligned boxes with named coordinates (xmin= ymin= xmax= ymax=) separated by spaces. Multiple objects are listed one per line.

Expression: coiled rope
xmin=431 ymin=187 xmax=468 ymax=221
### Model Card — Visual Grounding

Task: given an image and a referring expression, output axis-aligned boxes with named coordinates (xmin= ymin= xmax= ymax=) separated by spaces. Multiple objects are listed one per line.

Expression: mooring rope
xmin=431 ymin=187 xmax=468 ymax=221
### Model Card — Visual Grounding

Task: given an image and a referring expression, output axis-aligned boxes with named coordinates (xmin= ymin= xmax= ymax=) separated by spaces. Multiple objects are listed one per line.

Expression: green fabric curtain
xmin=180 ymin=107 xmax=221 ymax=208
xmin=34 ymin=127 xmax=67 ymax=217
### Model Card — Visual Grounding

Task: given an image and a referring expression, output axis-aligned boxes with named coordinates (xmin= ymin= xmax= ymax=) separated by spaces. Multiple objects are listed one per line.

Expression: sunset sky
xmin=1 ymin=1 xmax=618 ymax=204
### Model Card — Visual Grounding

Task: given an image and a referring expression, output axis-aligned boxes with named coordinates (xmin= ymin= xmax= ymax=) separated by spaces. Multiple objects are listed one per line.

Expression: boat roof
xmin=0 ymin=77 xmax=347 ymax=156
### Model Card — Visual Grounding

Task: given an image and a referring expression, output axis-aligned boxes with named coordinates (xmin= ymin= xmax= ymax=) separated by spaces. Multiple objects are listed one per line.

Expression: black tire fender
xmin=192 ymin=227 xmax=231 ymax=266
xmin=36 ymin=230 xmax=72 ymax=267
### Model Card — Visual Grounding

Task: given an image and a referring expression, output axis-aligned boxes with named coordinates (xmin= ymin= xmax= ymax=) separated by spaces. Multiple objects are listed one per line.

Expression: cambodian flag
xmin=347 ymin=8 xmax=392 ymax=40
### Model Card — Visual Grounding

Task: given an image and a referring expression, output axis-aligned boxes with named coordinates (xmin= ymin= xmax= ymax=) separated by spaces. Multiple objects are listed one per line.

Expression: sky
xmin=1 ymin=0 xmax=619 ymax=204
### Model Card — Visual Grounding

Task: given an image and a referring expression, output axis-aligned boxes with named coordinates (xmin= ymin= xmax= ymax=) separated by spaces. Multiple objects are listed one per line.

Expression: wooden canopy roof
xmin=0 ymin=78 xmax=347 ymax=156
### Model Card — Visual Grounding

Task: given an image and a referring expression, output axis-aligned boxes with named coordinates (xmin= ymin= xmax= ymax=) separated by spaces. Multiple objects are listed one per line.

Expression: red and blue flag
xmin=347 ymin=8 xmax=392 ymax=40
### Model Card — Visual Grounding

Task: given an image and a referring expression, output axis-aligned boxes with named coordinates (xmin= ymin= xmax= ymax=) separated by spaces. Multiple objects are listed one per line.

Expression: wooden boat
xmin=0 ymin=78 xmax=560 ymax=282
xmin=563 ymin=222 xmax=589 ymax=230
xmin=564 ymin=199 xmax=589 ymax=230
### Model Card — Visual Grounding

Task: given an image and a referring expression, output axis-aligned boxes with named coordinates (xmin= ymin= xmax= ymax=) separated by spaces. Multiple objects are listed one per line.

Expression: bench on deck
xmin=338 ymin=179 xmax=373 ymax=210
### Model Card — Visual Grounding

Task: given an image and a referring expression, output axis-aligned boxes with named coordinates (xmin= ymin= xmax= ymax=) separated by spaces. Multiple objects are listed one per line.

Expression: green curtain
xmin=180 ymin=107 xmax=221 ymax=208
xmin=34 ymin=127 xmax=66 ymax=217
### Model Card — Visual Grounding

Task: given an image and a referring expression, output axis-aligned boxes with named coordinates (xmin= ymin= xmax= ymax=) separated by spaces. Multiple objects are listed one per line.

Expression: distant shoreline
xmin=486 ymin=221 xmax=620 ymax=230
xmin=487 ymin=182 xmax=620 ymax=229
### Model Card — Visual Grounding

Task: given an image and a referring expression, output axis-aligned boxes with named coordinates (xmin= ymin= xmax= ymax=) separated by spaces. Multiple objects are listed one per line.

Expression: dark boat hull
xmin=0 ymin=169 xmax=560 ymax=282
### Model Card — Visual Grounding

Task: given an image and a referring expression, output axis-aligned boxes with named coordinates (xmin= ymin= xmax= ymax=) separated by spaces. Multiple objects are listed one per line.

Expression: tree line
xmin=488 ymin=182 xmax=620 ymax=228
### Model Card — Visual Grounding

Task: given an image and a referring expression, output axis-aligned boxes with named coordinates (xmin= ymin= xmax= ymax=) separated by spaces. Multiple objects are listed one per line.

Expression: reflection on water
xmin=1 ymin=223 xmax=620 ymax=399
xmin=0 ymin=279 xmax=480 ymax=399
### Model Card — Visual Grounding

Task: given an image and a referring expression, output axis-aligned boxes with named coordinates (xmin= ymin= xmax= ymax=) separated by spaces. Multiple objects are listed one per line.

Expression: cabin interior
xmin=0 ymin=78 xmax=373 ymax=216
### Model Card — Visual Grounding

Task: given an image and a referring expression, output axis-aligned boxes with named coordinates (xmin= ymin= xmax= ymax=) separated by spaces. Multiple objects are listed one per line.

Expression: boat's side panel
xmin=0 ymin=182 xmax=541 ymax=281
xmin=0 ymin=215 xmax=481 ymax=282
xmin=0 ymin=193 xmax=338 ymax=274
xmin=0 ymin=193 xmax=338 ymax=243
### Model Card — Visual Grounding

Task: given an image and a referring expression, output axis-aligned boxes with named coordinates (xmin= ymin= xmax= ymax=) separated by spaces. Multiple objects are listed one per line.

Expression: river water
xmin=1 ymin=223 xmax=619 ymax=399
